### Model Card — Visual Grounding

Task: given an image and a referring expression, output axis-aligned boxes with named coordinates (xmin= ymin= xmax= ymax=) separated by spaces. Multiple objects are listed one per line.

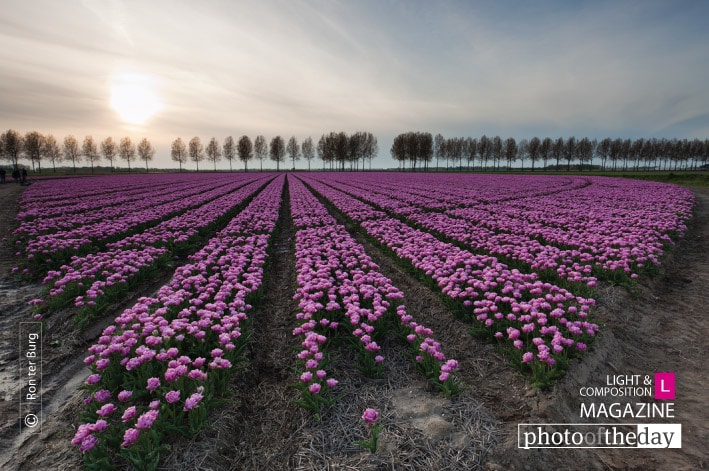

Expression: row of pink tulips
xmin=317 ymin=173 xmax=693 ymax=284
xmin=72 ymin=175 xmax=284 ymax=469
xmin=15 ymin=176 xmax=238 ymax=239
xmin=322 ymin=176 xmax=597 ymax=284
xmin=17 ymin=173 xmax=198 ymax=212
xmin=18 ymin=175 xmax=263 ymax=259
xmin=37 ymin=176 xmax=272 ymax=322
xmin=289 ymin=175 xmax=460 ymax=408
xmin=326 ymin=173 xmax=591 ymax=208
xmin=300 ymin=175 xmax=597 ymax=385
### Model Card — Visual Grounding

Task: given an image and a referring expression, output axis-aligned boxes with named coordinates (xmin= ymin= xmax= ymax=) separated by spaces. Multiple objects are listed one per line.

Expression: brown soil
xmin=0 ymin=181 xmax=706 ymax=470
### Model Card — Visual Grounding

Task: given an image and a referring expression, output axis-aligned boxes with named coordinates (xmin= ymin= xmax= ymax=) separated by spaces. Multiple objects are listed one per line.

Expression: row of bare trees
xmin=170 ymin=132 xmax=377 ymax=172
xmin=12 ymin=127 xmax=703 ymax=173
xmin=0 ymin=129 xmax=155 ymax=172
xmin=1 ymin=129 xmax=378 ymax=173
xmin=394 ymin=133 xmax=709 ymax=171
xmin=4 ymin=128 xmax=363 ymax=173
xmin=316 ymin=131 xmax=378 ymax=171
xmin=170 ymin=135 xmax=314 ymax=172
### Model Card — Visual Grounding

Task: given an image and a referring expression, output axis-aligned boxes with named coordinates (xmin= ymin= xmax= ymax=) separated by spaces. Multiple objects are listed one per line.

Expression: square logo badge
xmin=654 ymin=372 xmax=676 ymax=400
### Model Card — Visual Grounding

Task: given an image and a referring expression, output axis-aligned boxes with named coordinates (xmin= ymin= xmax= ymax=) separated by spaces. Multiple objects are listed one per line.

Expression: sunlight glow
xmin=109 ymin=73 xmax=163 ymax=125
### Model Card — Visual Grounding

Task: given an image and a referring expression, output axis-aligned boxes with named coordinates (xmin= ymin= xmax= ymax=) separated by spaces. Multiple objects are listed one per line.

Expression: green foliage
xmin=354 ymin=423 xmax=381 ymax=453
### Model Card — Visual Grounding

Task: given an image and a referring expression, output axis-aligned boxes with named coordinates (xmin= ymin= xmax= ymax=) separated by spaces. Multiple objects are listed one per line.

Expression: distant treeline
xmin=392 ymin=133 xmax=709 ymax=171
xmin=4 ymin=128 xmax=707 ymax=173
xmin=0 ymin=128 xmax=377 ymax=173
xmin=173 ymin=131 xmax=378 ymax=172
xmin=0 ymin=129 xmax=155 ymax=173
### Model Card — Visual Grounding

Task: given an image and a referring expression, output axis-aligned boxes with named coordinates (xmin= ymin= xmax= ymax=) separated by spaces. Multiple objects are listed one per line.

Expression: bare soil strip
xmin=159 ymin=174 xmax=309 ymax=470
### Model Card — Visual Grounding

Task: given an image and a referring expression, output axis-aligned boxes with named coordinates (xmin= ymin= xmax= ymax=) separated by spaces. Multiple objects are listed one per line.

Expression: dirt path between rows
xmin=0 ymin=181 xmax=705 ymax=470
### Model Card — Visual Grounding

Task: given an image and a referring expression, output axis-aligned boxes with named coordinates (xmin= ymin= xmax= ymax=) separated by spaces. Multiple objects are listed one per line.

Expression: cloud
xmin=0 ymin=0 xmax=707 ymax=168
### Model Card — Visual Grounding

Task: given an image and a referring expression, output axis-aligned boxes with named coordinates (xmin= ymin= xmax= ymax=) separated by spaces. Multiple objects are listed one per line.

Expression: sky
xmin=1 ymin=0 xmax=708 ymax=170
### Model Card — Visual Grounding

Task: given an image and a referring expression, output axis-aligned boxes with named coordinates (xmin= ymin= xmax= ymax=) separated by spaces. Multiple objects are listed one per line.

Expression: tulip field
xmin=11 ymin=172 xmax=695 ymax=469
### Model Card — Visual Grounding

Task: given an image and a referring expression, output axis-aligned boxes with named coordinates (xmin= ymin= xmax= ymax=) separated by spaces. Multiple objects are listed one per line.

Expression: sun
xmin=110 ymin=73 xmax=163 ymax=125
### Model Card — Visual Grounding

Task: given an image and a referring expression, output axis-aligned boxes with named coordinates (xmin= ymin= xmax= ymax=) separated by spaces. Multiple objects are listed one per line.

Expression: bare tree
xmin=630 ymin=138 xmax=645 ymax=171
xmin=577 ymin=137 xmax=594 ymax=171
xmin=642 ymin=138 xmax=655 ymax=170
xmin=621 ymin=138 xmax=632 ymax=170
xmin=700 ymin=139 xmax=709 ymax=169
xmin=390 ymin=134 xmax=405 ymax=169
xmin=189 ymin=137 xmax=204 ymax=171
xmin=43 ymin=134 xmax=62 ymax=173
xmin=478 ymin=135 xmax=491 ymax=170
xmin=82 ymin=136 xmax=100 ymax=173
xmin=656 ymin=139 xmax=670 ymax=171
xmin=301 ymin=136 xmax=315 ymax=171
xmin=101 ymin=137 xmax=117 ymax=171
xmin=118 ymin=137 xmax=136 ymax=172
xmin=503 ymin=137 xmax=517 ymax=170
xmin=137 ymin=138 xmax=155 ymax=172
xmin=391 ymin=132 xmax=433 ymax=171
xmin=63 ymin=135 xmax=81 ymax=172
xmin=223 ymin=136 xmax=236 ymax=172
xmin=595 ymin=138 xmax=611 ymax=171
xmin=317 ymin=132 xmax=343 ymax=170
xmin=608 ymin=138 xmax=622 ymax=170
xmin=286 ymin=136 xmax=300 ymax=170
xmin=333 ymin=132 xmax=349 ymax=171
xmin=418 ymin=132 xmax=433 ymax=170
xmin=270 ymin=136 xmax=286 ymax=171
xmin=439 ymin=137 xmax=455 ymax=171
xmin=563 ymin=136 xmax=577 ymax=171
xmin=517 ymin=138 xmax=528 ymax=170
xmin=465 ymin=137 xmax=478 ymax=170
xmin=205 ymin=137 xmax=221 ymax=171
xmin=254 ymin=135 xmax=267 ymax=172
xmin=1 ymin=129 xmax=23 ymax=169
xmin=363 ymin=133 xmax=378 ymax=171
xmin=539 ymin=137 xmax=552 ymax=170
xmin=317 ymin=135 xmax=329 ymax=170
xmin=24 ymin=131 xmax=44 ymax=173
xmin=527 ymin=137 xmax=540 ymax=171
xmin=434 ymin=133 xmax=444 ymax=171
xmin=237 ymin=135 xmax=253 ymax=172
xmin=369 ymin=134 xmax=379 ymax=171
xmin=171 ymin=138 xmax=188 ymax=171
xmin=491 ymin=136 xmax=503 ymax=171
xmin=675 ymin=139 xmax=688 ymax=171
xmin=348 ymin=132 xmax=366 ymax=171
xmin=552 ymin=137 xmax=564 ymax=170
